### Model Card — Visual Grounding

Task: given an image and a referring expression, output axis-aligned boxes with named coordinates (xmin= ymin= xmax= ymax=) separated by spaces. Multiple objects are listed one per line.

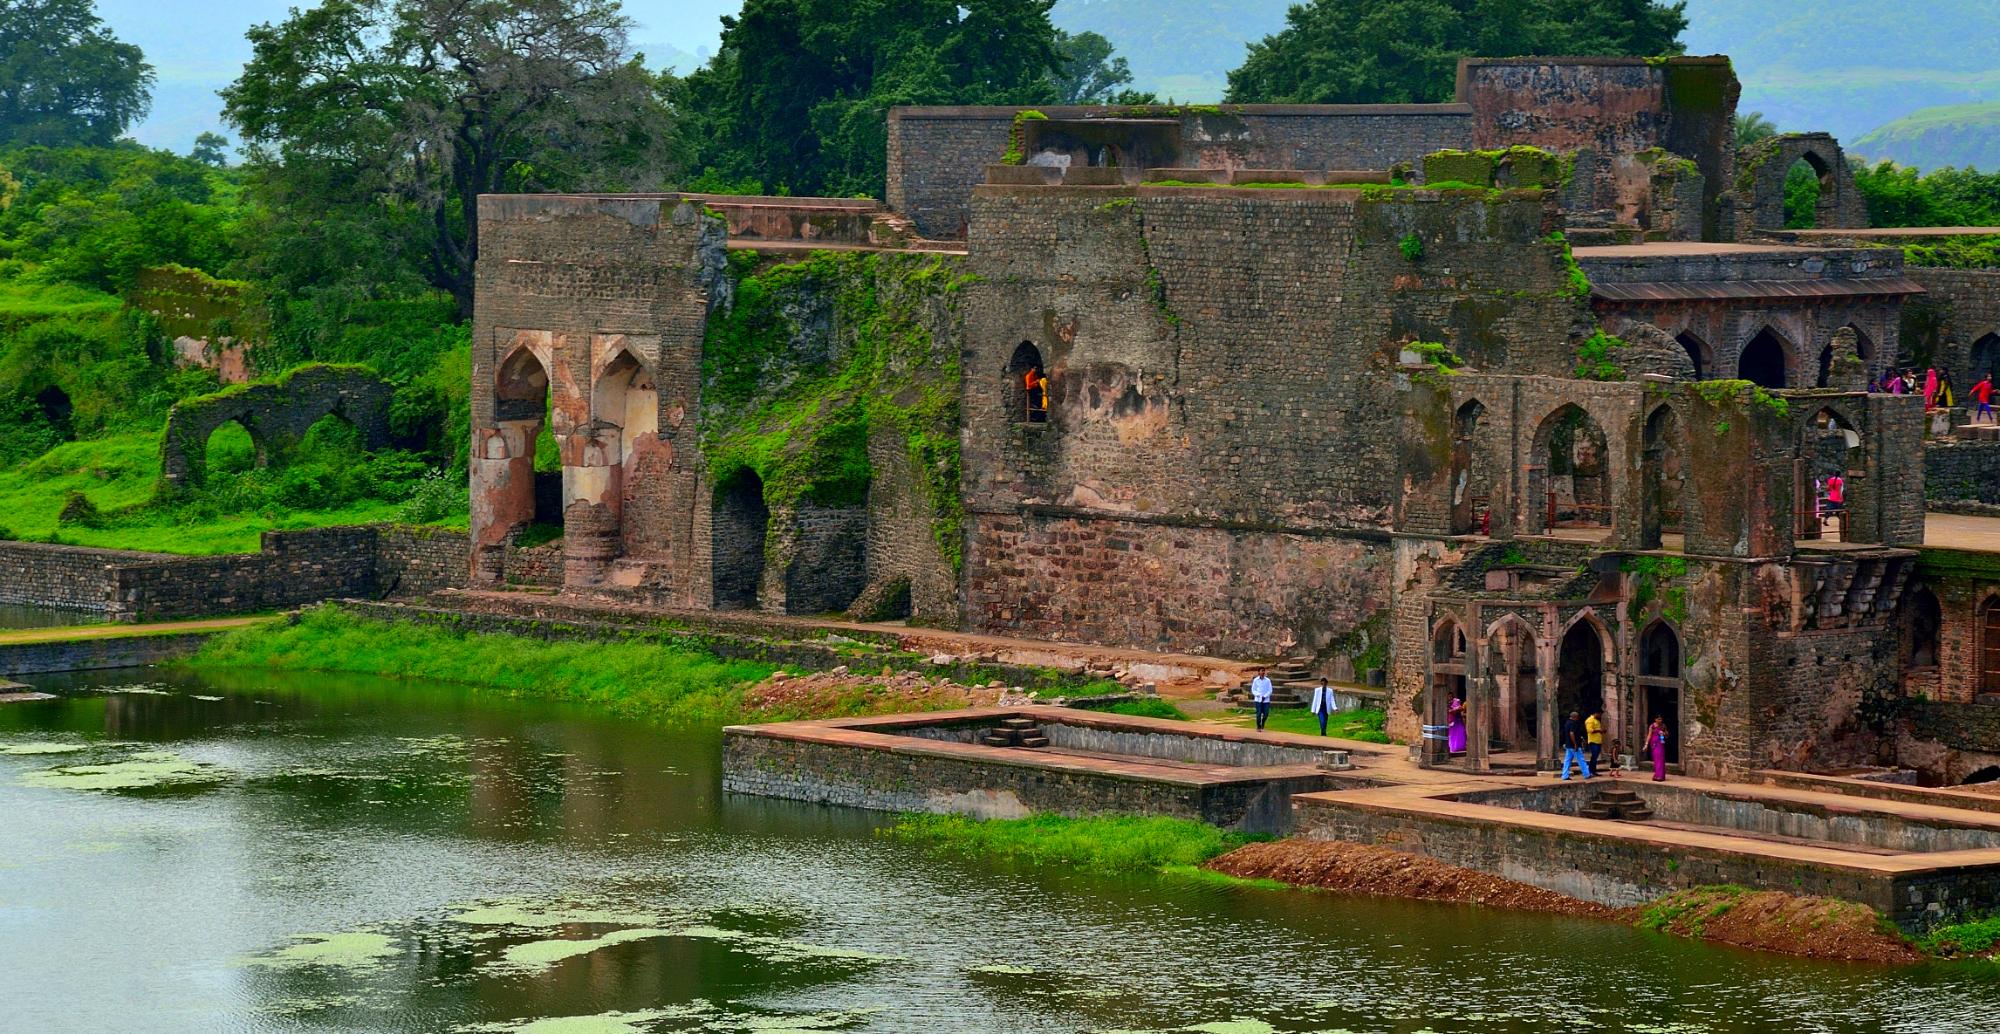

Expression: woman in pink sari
xmin=1646 ymin=717 xmax=1669 ymax=781
xmin=1924 ymin=368 xmax=1940 ymax=410
xmin=1447 ymin=696 xmax=1467 ymax=754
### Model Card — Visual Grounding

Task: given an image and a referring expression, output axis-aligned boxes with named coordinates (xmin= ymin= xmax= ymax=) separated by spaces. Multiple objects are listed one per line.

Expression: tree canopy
xmin=674 ymin=0 xmax=1066 ymax=198
xmin=0 ymin=0 xmax=154 ymax=146
xmin=1224 ymin=0 xmax=1688 ymax=104
xmin=222 ymin=0 xmax=677 ymax=317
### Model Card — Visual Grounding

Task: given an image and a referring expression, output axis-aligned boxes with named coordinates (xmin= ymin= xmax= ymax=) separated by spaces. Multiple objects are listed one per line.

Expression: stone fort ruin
xmin=469 ymin=56 xmax=2000 ymax=788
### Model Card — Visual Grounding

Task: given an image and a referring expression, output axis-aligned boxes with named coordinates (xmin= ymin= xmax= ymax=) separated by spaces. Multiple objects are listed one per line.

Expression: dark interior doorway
xmin=713 ymin=470 xmax=769 ymax=610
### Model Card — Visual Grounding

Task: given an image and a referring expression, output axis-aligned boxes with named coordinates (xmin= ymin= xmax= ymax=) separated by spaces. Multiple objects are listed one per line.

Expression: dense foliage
xmin=1225 ymin=0 xmax=1688 ymax=104
xmin=1852 ymin=161 xmax=2000 ymax=229
xmin=223 ymin=0 xmax=678 ymax=317
xmin=0 ymin=0 xmax=154 ymax=146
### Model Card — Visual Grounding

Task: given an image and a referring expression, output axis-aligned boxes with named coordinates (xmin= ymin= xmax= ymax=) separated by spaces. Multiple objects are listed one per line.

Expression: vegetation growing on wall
xmin=1623 ymin=555 xmax=1689 ymax=624
xmin=703 ymin=250 xmax=971 ymax=569
xmin=1574 ymin=329 xmax=1627 ymax=381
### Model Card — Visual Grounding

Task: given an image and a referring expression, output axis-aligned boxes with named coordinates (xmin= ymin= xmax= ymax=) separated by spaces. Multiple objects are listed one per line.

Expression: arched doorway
xmin=1449 ymin=399 xmax=1491 ymax=535
xmin=1973 ymin=333 xmax=2000 ymax=383
xmin=1006 ymin=342 xmax=1047 ymax=423
xmin=1440 ymin=612 xmax=1472 ymax=756
xmin=1531 ymin=405 xmax=1612 ymax=535
xmin=1783 ymin=154 xmax=1831 ymax=229
xmin=712 ymin=469 xmax=769 ymax=610
xmin=1801 ymin=407 xmax=1862 ymax=542
xmin=1901 ymin=585 xmax=1941 ymax=673
xmin=1557 ymin=617 xmax=1608 ymax=732
xmin=1816 ymin=343 xmax=1834 ymax=388
xmin=1485 ymin=617 xmax=1539 ymax=756
xmin=204 ymin=419 xmax=260 ymax=480
xmin=1642 ymin=405 xmax=1686 ymax=549
xmin=1675 ymin=332 xmax=1711 ymax=381
xmin=1639 ymin=621 xmax=1682 ymax=764
xmin=1738 ymin=328 xmax=1790 ymax=389
xmin=495 ymin=345 xmax=560 ymax=532
xmin=595 ymin=351 xmax=660 ymax=462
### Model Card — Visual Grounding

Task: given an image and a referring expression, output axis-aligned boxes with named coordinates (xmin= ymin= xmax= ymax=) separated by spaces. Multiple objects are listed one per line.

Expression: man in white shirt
xmin=1250 ymin=668 xmax=1274 ymax=731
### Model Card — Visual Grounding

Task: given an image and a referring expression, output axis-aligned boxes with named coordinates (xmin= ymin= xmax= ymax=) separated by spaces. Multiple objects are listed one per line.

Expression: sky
xmin=96 ymin=0 xmax=742 ymax=152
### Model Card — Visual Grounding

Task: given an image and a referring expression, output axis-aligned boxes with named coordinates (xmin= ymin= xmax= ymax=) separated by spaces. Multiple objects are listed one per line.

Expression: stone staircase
xmin=1578 ymin=787 xmax=1653 ymax=822
xmin=982 ymin=716 xmax=1049 ymax=749
xmin=1954 ymin=421 xmax=2000 ymax=442
xmin=1219 ymin=657 xmax=1318 ymax=709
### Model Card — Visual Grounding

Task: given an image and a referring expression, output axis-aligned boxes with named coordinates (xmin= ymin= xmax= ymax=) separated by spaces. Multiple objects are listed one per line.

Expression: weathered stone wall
xmin=958 ymin=183 xmax=1588 ymax=655
xmin=471 ymin=194 xmax=718 ymax=598
xmin=0 ymin=541 xmax=169 ymax=613
xmin=0 ymin=631 xmax=217 ymax=677
xmin=887 ymin=105 xmax=1474 ymax=238
xmin=1901 ymin=267 xmax=2000 ymax=387
xmin=775 ymin=505 xmax=869 ymax=615
xmin=864 ymin=425 xmax=958 ymax=623
xmin=1732 ymin=133 xmax=1869 ymax=236
xmin=1928 ymin=441 xmax=2000 ymax=506
xmin=374 ymin=527 xmax=471 ymax=597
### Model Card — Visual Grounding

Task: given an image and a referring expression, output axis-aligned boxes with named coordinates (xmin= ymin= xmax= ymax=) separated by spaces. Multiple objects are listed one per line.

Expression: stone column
xmin=1536 ymin=611 xmax=1558 ymax=771
xmin=560 ymin=425 xmax=624 ymax=589
xmin=469 ymin=420 xmax=538 ymax=585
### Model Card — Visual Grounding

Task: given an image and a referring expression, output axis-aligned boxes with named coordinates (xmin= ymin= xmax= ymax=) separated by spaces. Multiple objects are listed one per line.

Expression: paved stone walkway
xmin=0 ymin=616 xmax=264 ymax=646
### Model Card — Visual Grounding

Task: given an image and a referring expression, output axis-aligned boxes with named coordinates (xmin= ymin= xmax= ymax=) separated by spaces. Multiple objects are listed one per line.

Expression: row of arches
xmin=1429 ymin=613 xmax=1683 ymax=767
xmin=1672 ymin=324 xmax=1875 ymax=390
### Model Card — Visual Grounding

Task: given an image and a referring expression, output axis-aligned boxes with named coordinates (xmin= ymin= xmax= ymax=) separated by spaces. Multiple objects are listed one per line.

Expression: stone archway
xmin=160 ymin=363 xmax=393 ymax=488
xmin=1736 ymin=132 xmax=1867 ymax=233
xmin=1738 ymin=326 xmax=1791 ymax=389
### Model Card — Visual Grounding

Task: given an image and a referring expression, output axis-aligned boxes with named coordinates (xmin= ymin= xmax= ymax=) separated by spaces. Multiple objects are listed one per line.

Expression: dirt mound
xmin=1637 ymin=886 xmax=1920 ymax=964
xmin=740 ymin=667 xmax=1000 ymax=720
xmin=1205 ymin=840 xmax=1624 ymax=920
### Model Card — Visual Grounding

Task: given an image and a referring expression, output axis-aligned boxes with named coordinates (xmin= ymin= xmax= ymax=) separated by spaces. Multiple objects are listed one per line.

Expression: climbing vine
xmin=703 ymin=251 xmax=974 ymax=569
xmin=1622 ymin=555 xmax=1689 ymax=625
xmin=1574 ymin=329 xmax=1626 ymax=381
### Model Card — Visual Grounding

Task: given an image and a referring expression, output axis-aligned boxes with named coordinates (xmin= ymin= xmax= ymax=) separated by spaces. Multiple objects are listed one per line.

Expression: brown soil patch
xmin=1639 ymin=886 xmax=1921 ymax=964
xmin=740 ymin=667 xmax=1001 ymax=721
xmin=1206 ymin=839 xmax=1625 ymax=919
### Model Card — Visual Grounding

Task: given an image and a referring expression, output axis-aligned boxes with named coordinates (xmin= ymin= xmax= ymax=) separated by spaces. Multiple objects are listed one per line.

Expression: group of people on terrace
xmin=1870 ymin=366 xmax=1995 ymax=423
xmin=1443 ymin=694 xmax=1670 ymax=781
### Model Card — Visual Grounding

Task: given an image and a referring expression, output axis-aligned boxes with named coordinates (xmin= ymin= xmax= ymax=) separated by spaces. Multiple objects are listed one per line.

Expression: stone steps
xmin=1579 ymin=786 xmax=1653 ymax=822
xmin=983 ymin=718 xmax=1049 ymax=749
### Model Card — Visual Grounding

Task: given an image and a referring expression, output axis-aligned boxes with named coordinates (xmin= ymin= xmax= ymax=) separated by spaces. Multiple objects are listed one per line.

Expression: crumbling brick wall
xmin=1901 ymin=267 xmax=2000 ymax=389
xmin=159 ymin=364 xmax=393 ymax=487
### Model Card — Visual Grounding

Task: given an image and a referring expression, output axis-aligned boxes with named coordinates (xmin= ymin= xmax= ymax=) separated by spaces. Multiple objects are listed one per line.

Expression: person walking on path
xmin=1560 ymin=710 xmax=1592 ymax=780
xmin=1249 ymin=668 xmax=1274 ymax=731
xmin=1646 ymin=717 xmax=1670 ymax=781
xmin=1585 ymin=709 xmax=1605 ymax=773
xmin=1447 ymin=695 xmax=1467 ymax=754
xmin=1309 ymin=677 xmax=1335 ymax=736
xmin=1607 ymin=738 xmax=1626 ymax=780
xmin=1974 ymin=374 xmax=1996 ymax=424
xmin=1940 ymin=369 xmax=1958 ymax=408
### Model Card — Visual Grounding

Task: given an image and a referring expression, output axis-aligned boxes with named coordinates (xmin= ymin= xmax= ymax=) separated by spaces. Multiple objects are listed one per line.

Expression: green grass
xmin=1918 ymin=913 xmax=2000 ymax=958
xmin=1241 ymin=706 xmax=1392 ymax=742
xmin=1636 ymin=884 xmax=1752 ymax=936
xmin=1088 ymin=697 xmax=1188 ymax=720
xmin=885 ymin=813 xmax=1258 ymax=874
xmin=0 ymin=280 xmax=123 ymax=324
xmin=185 ymin=605 xmax=781 ymax=723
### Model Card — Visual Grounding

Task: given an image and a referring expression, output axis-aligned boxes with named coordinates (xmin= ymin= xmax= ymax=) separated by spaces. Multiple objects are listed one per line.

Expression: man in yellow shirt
xmin=1585 ymin=709 xmax=1605 ymax=772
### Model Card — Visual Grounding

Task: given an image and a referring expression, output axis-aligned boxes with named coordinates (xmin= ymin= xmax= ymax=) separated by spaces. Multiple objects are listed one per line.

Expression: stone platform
xmin=723 ymin=706 xmax=1393 ymax=834
xmin=1291 ymin=773 xmax=2000 ymax=931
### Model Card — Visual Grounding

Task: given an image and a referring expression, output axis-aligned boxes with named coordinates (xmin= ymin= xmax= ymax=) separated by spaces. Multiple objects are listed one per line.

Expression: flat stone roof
xmin=1791 ymin=226 xmax=2000 ymax=239
xmin=1572 ymin=242 xmax=1826 ymax=258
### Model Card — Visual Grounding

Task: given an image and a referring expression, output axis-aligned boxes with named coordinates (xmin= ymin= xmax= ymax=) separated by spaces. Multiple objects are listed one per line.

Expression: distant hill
xmin=1853 ymin=104 xmax=2000 ymax=172
xmin=1050 ymin=0 xmax=1286 ymax=102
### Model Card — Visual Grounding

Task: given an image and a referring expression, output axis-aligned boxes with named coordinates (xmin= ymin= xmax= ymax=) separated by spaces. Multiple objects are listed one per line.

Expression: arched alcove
xmin=1556 ymin=616 xmax=1609 ymax=727
xmin=594 ymin=350 xmax=660 ymax=464
xmin=1783 ymin=153 xmax=1831 ymax=229
xmin=1738 ymin=328 xmax=1790 ymax=389
xmin=1973 ymin=333 xmax=2000 ymax=383
xmin=1901 ymin=585 xmax=1941 ymax=672
xmin=1802 ymin=407 xmax=1863 ymax=542
xmin=1642 ymin=405 xmax=1686 ymax=550
xmin=712 ymin=469 xmax=769 ymax=610
xmin=204 ymin=419 xmax=259 ymax=477
xmin=1450 ymin=399 xmax=1491 ymax=535
xmin=1484 ymin=617 xmax=1539 ymax=754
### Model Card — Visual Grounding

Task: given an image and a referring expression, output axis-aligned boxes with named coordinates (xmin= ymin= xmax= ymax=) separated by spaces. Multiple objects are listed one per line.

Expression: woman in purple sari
xmin=1646 ymin=716 xmax=1669 ymax=781
xmin=1447 ymin=696 xmax=1467 ymax=754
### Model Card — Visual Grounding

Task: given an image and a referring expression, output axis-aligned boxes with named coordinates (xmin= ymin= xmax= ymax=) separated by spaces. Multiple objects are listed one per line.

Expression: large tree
xmin=223 ymin=0 xmax=676 ymax=317
xmin=676 ymin=0 xmax=1065 ymax=198
xmin=1225 ymin=0 xmax=1687 ymax=104
xmin=0 ymin=0 xmax=154 ymax=146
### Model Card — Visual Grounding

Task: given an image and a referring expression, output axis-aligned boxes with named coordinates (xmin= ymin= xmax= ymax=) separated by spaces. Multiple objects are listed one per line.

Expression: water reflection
xmin=0 ymin=602 xmax=109 ymax=630
xmin=1 ymin=667 xmax=1998 ymax=1033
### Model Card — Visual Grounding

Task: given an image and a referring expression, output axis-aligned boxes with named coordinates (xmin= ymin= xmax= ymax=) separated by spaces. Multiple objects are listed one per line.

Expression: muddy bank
xmin=1207 ymin=840 xmax=1922 ymax=964
xmin=1207 ymin=840 xmax=1625 ymax=919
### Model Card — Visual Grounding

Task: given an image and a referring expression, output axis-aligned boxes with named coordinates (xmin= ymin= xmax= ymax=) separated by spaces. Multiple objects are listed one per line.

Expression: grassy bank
xmin=886 ymin=813 xmax=1261 ymax=877
xmin=1240 ymin=706 xmax=1392 ymax=742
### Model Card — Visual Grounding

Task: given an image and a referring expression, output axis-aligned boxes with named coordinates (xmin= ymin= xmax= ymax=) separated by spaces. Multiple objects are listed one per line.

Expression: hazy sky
xmin=96 ymin=0 xmax=743 ymax=151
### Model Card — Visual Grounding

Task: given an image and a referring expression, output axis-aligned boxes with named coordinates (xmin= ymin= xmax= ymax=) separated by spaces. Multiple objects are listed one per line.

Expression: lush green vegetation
xmin=1088 ymin=697 xmax=1190 ymax=720
xmin=886 ymin=813 xmax=1259 ymax=875
xmin=1853 ymin=103 xmax=2000 ymax=174
xmin=1224 ymin=0 xmax=1685 ymax=104
xmin=1852 ymin=161 xmax=2000 ymax=230
xmin=1243 ymin=706 xmax=1391 ymax=743
xmin=1917 ymin=913 xmax=2000 ymax=958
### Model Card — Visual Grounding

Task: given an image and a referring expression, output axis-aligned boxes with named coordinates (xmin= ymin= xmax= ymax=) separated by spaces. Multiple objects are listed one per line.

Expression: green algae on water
xmin=450 ymin=897 xmax=675 ymax=930
xmin=240 ymin=931 xmax=398 ymax=971
xmin=970 ymin=963 xmax=1036 ymax=975
xmin=460 ymin=1005 xmax=710 ymax=1033
xmin=498 ymin=927 xmax=676 ymax=970
xmin=19 ymin=752 xmax=229 ymax=792
xmin=0 ymin=742 xmax=92 ymax=755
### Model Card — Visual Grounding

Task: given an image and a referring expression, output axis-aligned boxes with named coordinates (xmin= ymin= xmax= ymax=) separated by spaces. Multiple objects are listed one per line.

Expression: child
xmin=1608 ymin=738 xmax=1625 ymax=779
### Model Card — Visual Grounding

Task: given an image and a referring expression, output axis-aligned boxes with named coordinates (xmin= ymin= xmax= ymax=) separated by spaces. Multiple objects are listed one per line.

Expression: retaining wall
xmin=0 ymin=631 xmax=217 ymax=676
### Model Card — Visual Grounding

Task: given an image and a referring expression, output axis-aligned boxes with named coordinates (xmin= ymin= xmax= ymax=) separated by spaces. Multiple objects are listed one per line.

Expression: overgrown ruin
xmin=468 ymin=56 xmax=2000 ymax=789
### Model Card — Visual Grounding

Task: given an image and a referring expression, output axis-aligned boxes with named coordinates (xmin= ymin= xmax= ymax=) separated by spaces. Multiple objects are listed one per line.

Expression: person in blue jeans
xmin=1249 ymin=668 xmax=1274 ymax=730
xmin=1560 ymin=710 xmax=1593 ymax=779
xmin=1309 ymin=678 xmax=1335 ymax=735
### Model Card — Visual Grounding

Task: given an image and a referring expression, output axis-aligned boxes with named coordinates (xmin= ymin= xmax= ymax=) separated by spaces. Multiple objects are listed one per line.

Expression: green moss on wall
xmin=703 ymin=251 xmax=971 ymax=569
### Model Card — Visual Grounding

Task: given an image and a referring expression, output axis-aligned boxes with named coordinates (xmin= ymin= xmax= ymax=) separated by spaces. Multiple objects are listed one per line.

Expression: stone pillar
xmin=1467 ymin=629 xmax=1489 ymax=773
xmin=560 ymin=425 xmax=624 ymax=589
xmin=469 ymin=420 xmax=538 ymax=585
xmin=1536 ymin=614 xmax=1558 ymax=771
